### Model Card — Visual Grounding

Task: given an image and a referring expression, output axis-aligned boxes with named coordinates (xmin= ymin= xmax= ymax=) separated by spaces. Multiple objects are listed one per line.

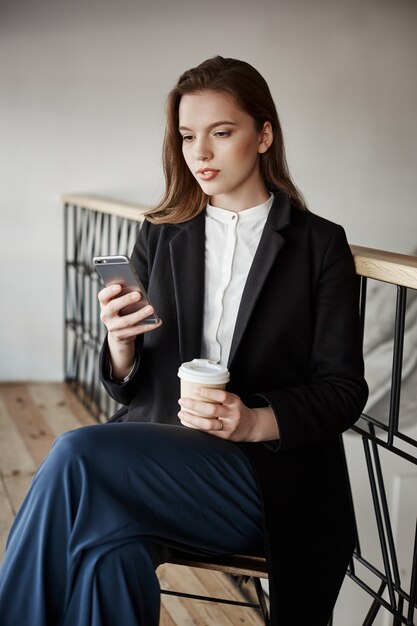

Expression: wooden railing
xmin=351 ymin=244 xmax=417 ymax=290
xmin=62 ymin=193 xmax=417 ymax=626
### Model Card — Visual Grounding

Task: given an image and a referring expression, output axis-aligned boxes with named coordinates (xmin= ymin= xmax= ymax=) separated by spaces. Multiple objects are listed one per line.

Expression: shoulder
xmin=290 ymin=205 xmax=344 ymax=238
xmin=142 ymin=211 xmax=204 ymax=241
xmin=138 ymin=216 xmax=177 ymax=247
xmin=137 ymin=214 xmax=204 ymax=265
xmin=288 ymin=205 xmax=351 ymax=256
xmin=272 ymin=200 xmax=354 ymax=279
xmin=270 ymin=190 xmax=346 ymax=246
xmin=142 ymin=213 xmax=200 ymax=234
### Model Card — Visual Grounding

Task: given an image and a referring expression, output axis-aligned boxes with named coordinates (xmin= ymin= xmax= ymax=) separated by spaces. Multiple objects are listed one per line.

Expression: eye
xmin=213 ymin=130 xmax=231 ymax=138
xmin=181 ymin=134 xmax=194 ymax=142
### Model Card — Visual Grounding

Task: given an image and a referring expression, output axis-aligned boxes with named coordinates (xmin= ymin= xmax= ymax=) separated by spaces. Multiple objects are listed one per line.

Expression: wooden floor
xmin=0 ymin=382 xmax=264 ymax=625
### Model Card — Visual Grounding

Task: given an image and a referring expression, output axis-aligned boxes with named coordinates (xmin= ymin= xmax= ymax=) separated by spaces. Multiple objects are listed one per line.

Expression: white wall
xmin=1 ymin=0 xmax=416 ymax=383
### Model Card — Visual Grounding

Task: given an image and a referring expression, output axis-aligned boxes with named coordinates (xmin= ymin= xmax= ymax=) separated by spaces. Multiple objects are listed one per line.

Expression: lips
xmin=196 ymin=168 xmax=220 ymax=181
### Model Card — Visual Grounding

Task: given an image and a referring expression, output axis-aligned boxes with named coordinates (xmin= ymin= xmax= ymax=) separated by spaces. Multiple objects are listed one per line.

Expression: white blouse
xmin=201 ymin=194 xmax=274 ymax=366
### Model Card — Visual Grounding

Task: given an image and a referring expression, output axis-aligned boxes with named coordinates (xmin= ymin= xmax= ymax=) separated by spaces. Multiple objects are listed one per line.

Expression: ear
xmin=258 ymin=121 xmax=273 ymax=154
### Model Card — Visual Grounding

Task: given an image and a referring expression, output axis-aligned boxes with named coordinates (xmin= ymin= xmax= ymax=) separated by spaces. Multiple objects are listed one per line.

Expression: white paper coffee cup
xmin=178 ymin=359 xmax=230 ymax=418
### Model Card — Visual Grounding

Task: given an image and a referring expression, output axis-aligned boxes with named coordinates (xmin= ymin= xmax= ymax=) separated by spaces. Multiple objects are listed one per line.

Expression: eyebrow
xmin=178 ymin=120 xmax=239 ymax=132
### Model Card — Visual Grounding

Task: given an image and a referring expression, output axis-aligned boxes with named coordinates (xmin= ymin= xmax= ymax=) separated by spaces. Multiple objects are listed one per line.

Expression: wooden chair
xmin=160 ymin=550 xmax=270 ymax=625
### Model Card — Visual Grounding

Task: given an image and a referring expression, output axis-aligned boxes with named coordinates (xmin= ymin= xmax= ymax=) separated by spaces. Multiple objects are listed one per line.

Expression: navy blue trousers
xmin=0 ymin=423 xmax=264 ymax=626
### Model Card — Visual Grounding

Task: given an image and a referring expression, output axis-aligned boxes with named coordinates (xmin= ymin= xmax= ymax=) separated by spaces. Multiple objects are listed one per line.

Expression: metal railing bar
xmin=358 ymin=413 xmax=391 ymax=433
xmin=359 ymin=276 xmax=367 ymax=349
xmin=160 ymin=587 xmax=263 ymax=609
xmin=347 ymin=556 xmax=357 ymax=576
xmin=353 ymin=554 xmax=388 ymax=586
xmin=64 ymin=203 xmax=70 ymax=383
xmin=72 ymin=204 xmax=78 ymax=265
xmin=115 ymin=215 xmax=124 ymax=252
xmin=252 ymin=576 xmax=270 ymax=624
xmin=408 ymin=523 xmax=417 ymax=625
xmin=362 ymin=581 xmax=386 ymax=626
xmin=388 ymin=287 xmax=407 ymax=446
xmin=347 ymin=573 xmax=406 ymax=623
xmin=395 ymin=597 xmax=405 ymax=626
xmin=355 ymin=416 xmax=417 ymax=451
xmin=343 ymin=436 xmax=363 ymax=557
xmin=353 ymin=555 xmax=412 ymax=606
xmin=350 ymin=428 xmax=417 ymax=465
xmin=370 ymin=435 xmax=402 ymax=588
xmin=363 ymin=436 xmax=397 ymax=609
xmin=394 ymin=431 xmax=417 ymax=450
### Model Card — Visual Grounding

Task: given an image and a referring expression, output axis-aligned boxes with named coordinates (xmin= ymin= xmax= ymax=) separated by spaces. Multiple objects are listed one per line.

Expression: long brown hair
xmin=146 ymin=55 xmax=307 ymax=224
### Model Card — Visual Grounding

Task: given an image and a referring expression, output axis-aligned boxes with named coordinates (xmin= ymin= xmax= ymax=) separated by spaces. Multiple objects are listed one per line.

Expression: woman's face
xmin=178 ymin=90 xmax=272 ymax=211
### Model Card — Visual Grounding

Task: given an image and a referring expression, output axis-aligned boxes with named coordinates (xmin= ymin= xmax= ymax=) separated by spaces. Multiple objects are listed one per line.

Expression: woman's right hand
xmin=98 ymin=284 xmax=162 ymax=345
xmin=98 ymin=284 xmax=162 ymax=380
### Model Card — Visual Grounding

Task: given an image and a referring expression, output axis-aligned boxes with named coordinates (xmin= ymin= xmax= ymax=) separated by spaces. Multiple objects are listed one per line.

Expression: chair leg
xmin=252 ymin=577 xmax=270 ymax=626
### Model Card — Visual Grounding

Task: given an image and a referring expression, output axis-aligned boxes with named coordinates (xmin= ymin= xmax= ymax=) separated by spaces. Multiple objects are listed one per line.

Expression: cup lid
xmin=178 ymin=359 xmax=230 ymax=384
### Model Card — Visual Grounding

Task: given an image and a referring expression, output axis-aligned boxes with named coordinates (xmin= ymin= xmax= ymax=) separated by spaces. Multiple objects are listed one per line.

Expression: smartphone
xmin=93 ymin=255 xmax=159 ymax=324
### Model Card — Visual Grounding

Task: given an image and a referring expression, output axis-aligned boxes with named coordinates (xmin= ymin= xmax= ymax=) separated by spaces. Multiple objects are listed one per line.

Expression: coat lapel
xmin=169 ymin=211 xmax=206 ymax=363
xmin=168 ymin=191 xmax=292 ymax=367
xmin=227 ymin=191 xmax=292 ymax=368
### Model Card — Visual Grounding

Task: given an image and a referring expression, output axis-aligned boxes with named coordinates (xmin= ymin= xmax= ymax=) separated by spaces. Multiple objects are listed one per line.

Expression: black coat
xmin=100 ymin=190 xmax=368 ymax=625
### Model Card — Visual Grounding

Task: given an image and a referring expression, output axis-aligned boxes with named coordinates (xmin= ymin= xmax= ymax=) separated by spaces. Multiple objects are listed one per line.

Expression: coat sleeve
xmin=98 ymin=219 xmax=150 ymax=406
xmin=254 ymin=225 xmax=368 ymax=450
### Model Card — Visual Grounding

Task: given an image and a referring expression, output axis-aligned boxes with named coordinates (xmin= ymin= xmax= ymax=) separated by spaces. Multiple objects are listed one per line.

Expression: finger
xmin=178 ymin=397 xmax=219 ymax=419
xmin=195 ymin=387 xmax=231 ymax=405
xmin=106 ymin=303 xmax=155 ymax=329
xmin=98 ymin=284 xmax=123 ymax=305
xmin=178 ymin=410 xmax=223 ymax=432
xmin=207 ymin=417 xmax=227 ymax=436
xmin=126 ymin=304 xmax=160 ymax=326
xmin=178 ymin=418 xmax=199 ymax=430
xmin=103 ymin=291 xmax=143 ymax=318
xmin=109 ymin=317 xmax=162 ymax=340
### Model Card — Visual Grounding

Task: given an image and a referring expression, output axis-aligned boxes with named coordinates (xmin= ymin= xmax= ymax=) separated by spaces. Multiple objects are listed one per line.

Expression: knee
xmin=49 ymin=425 xmax=101 ymax=466
xmin=95 ymin=541 xmax=159 ymax=579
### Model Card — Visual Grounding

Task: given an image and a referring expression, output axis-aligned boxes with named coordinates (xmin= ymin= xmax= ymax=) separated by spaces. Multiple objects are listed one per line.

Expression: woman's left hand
xmin=178 ymin=388 xmax=279 ymax=442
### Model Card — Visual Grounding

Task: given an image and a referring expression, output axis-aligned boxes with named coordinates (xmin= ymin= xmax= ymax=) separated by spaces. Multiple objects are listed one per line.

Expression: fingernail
xmin=131 ymin=292 xmax=140 ymax=300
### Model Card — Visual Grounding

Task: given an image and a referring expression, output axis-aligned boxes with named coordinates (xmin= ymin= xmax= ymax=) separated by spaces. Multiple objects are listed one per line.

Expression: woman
xmin=0 ymin=56 xmax=368 ymax=626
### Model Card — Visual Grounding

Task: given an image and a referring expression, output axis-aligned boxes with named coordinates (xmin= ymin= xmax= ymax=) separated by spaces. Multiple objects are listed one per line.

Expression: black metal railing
xmin=64 ymin=195 xmax=144 ymax=421
xmin=344 ymin=265 xmax=417 ymax=625
xmin=63 ymin=195 xmax=417 ymax=625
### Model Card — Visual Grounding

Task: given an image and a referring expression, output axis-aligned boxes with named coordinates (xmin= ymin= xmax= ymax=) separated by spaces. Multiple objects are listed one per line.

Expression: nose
xmin=194 ymin=136 xmax=213 ymax=162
